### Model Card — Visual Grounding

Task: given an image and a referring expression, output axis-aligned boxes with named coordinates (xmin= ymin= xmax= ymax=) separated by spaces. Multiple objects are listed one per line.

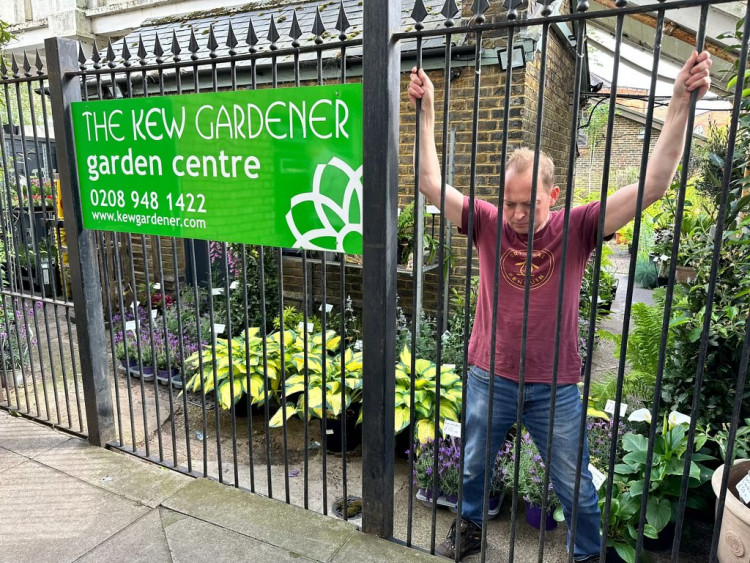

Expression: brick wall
xmin=575 ymin=112 xmax=659 ymax=200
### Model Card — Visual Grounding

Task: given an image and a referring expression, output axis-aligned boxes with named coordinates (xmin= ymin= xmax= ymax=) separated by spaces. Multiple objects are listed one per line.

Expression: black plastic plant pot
xmin=325 ymin=409 xmax=361 ymax=453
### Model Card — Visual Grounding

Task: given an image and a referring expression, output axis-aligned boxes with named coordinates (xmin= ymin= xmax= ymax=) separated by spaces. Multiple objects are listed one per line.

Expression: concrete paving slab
xmin=163 ymin=478 xmax=357 ymax=561
xmin=0 ymin=410 xmax=72 ymax=457
xmin=162 ymin=507 xmax=318 ymax=563
xmin=35 ymin=438 xmax=192 ymax=508
xmin=0 ymin=445 xmax=27 ymax=473
xmin=333 ymin=530 xmax=442 ymax=562
xmin=75 ymin=509 xmax=172 ymax=563
xmin=0 ymin=460 xmax=149 ymax=563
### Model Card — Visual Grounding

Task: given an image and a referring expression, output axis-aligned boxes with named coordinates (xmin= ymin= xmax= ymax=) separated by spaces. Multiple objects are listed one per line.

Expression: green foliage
xmin=580 ymin=244 xmax=618 ymax=320
xmin=393 ymin=345 xmax=461 ymax=443
xmin=706 ymin=418 xmax=750 ymax=462
xmin=634 ymin=255 xmax=659 ymax=289
xmin=212 ymin=245 xmax=280 ymax=335
xmin=496 ymin=430 xmax=559 ymax=509
xmin=615 ymin=418 xmax=714 ymax=529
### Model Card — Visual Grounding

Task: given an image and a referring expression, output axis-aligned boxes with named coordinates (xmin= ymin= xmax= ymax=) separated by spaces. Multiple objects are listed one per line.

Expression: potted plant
xmin=394 ymin=346 xmax=462 ymax=444
xmin=154 ymin=332 xmax=183 ymax=389
xmin=711 ymin=458 xmax=750 ymax=563
xmin=499 ymin=431 xmax=559 ymax=530
xmin=616 ymin=410 xmax=715 ymax=549
xmin=185 ymin=327 xmax=283 ymax=413
xmin=413 ymin=437 xmax=506 ymax=517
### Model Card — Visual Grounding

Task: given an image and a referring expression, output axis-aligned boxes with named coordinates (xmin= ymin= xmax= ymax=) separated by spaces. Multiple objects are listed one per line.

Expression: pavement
xmin=0 ymin=409 xmax=441 ymax=563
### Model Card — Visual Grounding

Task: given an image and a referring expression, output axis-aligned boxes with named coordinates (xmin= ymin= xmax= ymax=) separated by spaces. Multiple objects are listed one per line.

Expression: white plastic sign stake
xmin=604 ymin=400 xmax=628 ymax=418
xmin=589 ymin=464 xmax=606 ymax=490
xmin=443 ymin=420 xmax=462 ymax=438
xmin=297 ymin=321 xmax=314 ymax=333
xmin=150 ymin=309 xmax=158 ymax=320
xmin=326 ymin=429 xmax=334 ymax=435
xmin=125 ymin=320 xmax=137 ymax=332
xmin=320 ymin=303 xmax=334 ymax=313
xmin=213 ymin=324 xmax=226 ymax=335
xmin=736 ymin=472 xmax=750 ymax=504
xmin=211 ymin=288 xmax=224 ymax=296
xmin=152 ymin=283 xmax=161 ymax=290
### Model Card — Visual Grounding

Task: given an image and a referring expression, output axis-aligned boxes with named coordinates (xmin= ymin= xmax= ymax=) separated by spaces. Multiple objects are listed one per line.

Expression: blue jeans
xmin=461 ymin=365 xmax=601 ymax=560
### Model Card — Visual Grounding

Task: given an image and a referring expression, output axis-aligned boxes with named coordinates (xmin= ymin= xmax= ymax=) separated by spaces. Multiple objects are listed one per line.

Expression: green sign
xmin=71 ymin=84 xmax=363 ymax=254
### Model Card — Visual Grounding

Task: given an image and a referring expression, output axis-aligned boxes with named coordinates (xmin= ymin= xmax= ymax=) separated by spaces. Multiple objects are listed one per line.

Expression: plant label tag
xmin=152 ymin=283 xmax=161 ymax=290
xmin=426 ymin=204 xmax=440 ymax=214
xmin=737 ymin=472 xmax=750 ymax=504
xmin=297 ymin=322 xmax=314 ymax=333
xmin=129 ymin=300 xmax=139 ymax=311
xmin=213 ymin=324 xmax=225 ymax=335
xmin=604 ymin=400 xmax=628 ymax=418
xmin=443 ymin=420 xmax=461 ymax=438
xmin=319 ymin=303 xmax=334 ymax=313
xmin=125 ymin=320 xmax=137 ymax=332
xmin=150 ymin=309 xmax=158 ymax=320
xmin=211 ymin=288 xmax=224 ymax=296
xmin=588 ymin=464 xmax=606 ymax=490
xmin=326 ymin=429 xmax=334 ymax=435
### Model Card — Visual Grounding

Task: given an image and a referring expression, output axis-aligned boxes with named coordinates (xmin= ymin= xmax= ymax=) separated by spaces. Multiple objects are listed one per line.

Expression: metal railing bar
xmin=672 ymin=8 xmax=750 ymax=558
xmin=42 ymin=67 xmax=75 ymax=430
xmin=594 ymin=9 xmax=627 ymax=562
xmin=532 ymin=15 xmax=555 ymax=563
xmin=634 ymin=7 xmax=709 ymax=561
xmin=392 ymin=0 xmax=741 ymax=41
xmin=69 ymin=40 xmax=363 ymax=79
xmin=24 ymin=75 xmax=60 ymax=425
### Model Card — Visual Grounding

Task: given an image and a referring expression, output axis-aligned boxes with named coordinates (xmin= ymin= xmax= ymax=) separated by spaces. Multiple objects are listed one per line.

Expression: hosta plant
xmin=394 ymin=346 xmax=462 ymax=443
xmin=185 ymin=327 xmax=283 ymax=410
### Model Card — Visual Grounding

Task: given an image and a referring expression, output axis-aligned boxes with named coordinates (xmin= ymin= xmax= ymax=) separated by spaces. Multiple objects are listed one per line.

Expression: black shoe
xmin=574 ymin=556 xmax=600 ymax=563
xmin=435 ymin=518 xmax=482 ymax=560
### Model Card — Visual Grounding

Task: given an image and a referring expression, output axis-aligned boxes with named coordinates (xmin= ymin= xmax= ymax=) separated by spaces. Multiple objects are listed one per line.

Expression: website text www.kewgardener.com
xmin=91 ymin=210 xmax=207 ymax=229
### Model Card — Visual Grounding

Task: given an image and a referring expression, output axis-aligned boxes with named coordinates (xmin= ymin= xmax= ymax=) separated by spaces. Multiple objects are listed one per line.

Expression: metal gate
xmin=1 ymin=0 xmax=749 ymax=561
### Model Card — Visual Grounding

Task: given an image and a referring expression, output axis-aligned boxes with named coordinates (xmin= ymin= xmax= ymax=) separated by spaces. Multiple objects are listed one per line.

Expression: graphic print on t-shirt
xmin=500 ymin=247 xmax=555 ymax=290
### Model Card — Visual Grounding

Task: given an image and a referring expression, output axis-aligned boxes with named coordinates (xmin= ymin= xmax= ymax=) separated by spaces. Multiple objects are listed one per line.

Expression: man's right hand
xmin=408 ymin=67 xmax=435 ymax=115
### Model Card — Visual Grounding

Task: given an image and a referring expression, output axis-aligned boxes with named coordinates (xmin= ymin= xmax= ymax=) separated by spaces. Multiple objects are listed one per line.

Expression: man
xmin=407 ymin=50 xmax=712 ymax=561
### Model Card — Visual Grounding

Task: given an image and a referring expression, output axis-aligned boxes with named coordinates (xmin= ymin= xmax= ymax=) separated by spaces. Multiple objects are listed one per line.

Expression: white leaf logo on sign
xmin=285 ymin=157 xmax=363 ymax=252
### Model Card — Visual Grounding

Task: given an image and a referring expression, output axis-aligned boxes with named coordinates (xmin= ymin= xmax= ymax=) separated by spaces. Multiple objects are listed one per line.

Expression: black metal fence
xmin=1 ymin=0 xmax=749 ymax=561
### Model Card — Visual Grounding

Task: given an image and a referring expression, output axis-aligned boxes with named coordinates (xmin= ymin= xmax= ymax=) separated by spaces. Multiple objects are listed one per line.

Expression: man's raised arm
xmin=408 ymin=67 xmax=465 ymax=228
xmin=603 ymin=51 xmax=713 ymax=237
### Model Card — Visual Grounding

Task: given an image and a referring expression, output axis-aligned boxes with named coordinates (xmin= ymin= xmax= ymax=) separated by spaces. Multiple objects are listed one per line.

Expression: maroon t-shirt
xmin=459 ymin=197 xmax=601 ymax=384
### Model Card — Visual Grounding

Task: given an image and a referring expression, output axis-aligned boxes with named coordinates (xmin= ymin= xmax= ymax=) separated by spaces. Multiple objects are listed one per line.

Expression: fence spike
xmin=615 ymin=0 xmax=627 ymax=6
xmin=246 ymin=18 xmax=259 ymax=52
xmin=107 ymin=39 xmax=117 ymax=68
xmin=154 ymin=34 xmax=164 ymax=63
xmin=35 ymin=50 xmax=43 ymax=74
xmin=189 ymin=27 xmax=200 ymax=60
xmin=441 ymin=0 xmax=459 ymax=24
xmin=312 ymin=7 xmax=326 ymax=43
xmin=121 ymin=39 xmax=132 ymax=67
xmin=226 ymin=20 xmax=238 ymax=55
xmin=541 ymin=0 xmax=553 ymax=17
xmin=268 ymin=16 xmax=280 ymax=50
xmin=471 ymin=0 xmax=490 ymax=18
xmin=335 ymin=1 xmax=350 ymax=40
xmin=91 ymin=40 xmax=101 ymax=68
xmin=208 ymin=24 xmax=219 ymax=57
xmin=23 ymin=51 xmax=31 ymax=77
xmin=290 ymin=10 xmax=302 ymax=47
xmin=0 ymin=57 xmax=7 ymax=79
xmin=11 ymin=54 xmax=19 ymax=78
xmin=78 ymin=43 xmax=87 ymax=68
xmin=576 ymin=0 xmax=589 ymax=11
xmin=504 ymin=0 xmax=522 ymax=20
xmin=138 ymin=34 xmax=148 ymax=65
xmin=411 ymin=0 xmax=429 ymax=25
xmin=171 ymin=30 xmax=182 ymax=59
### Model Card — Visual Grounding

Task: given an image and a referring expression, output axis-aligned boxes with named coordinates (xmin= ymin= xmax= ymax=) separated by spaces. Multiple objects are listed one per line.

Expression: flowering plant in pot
xmin=498 ymin=431 xmax=559 ymax=530
xmin=413 ymin=437 xmax=507 ymax=516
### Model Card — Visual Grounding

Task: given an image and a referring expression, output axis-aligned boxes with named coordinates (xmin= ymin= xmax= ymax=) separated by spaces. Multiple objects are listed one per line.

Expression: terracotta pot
xmin=675 ymin=265 xmax=698 ymax=283
xmin=712 ymin=458 xmax=750 ymax=562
